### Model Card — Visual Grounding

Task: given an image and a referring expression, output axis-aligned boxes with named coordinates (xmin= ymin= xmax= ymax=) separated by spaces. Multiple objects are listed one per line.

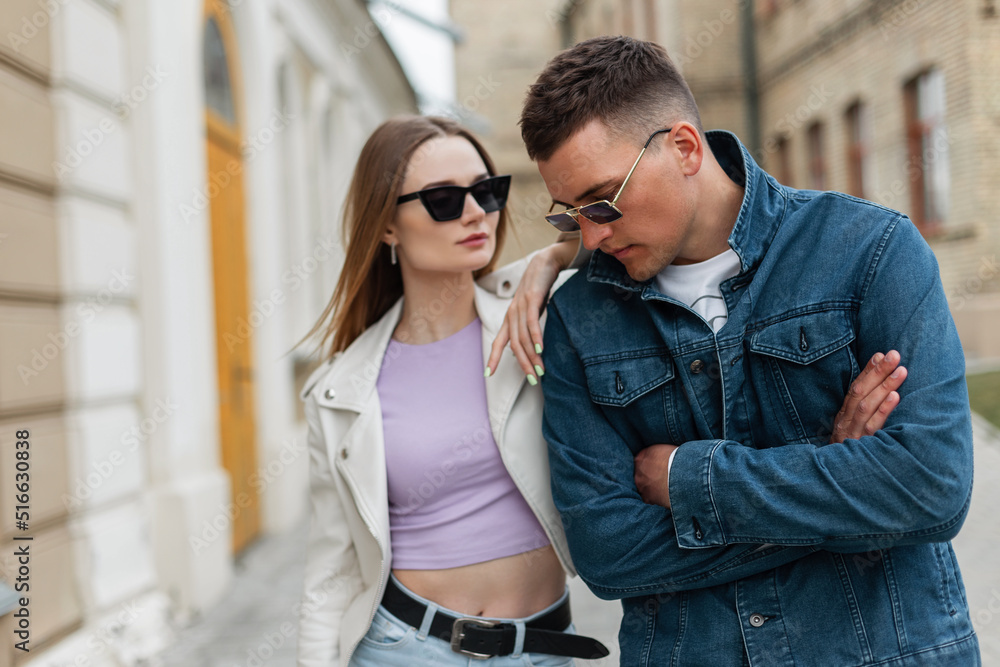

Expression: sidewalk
xmin=156 ymin=521 xmax=305 ymax=666
xmin=952 ymin=414 xmax=1000 ymax=665
xmin=155 ymin=415 xmax=1000 ymax=667
xmin=154 ymin=519 xmax=622 ymax=667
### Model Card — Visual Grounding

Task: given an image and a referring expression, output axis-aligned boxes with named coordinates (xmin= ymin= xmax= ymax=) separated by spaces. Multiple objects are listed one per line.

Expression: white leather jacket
xmin=295 ymin=262 xmax=578 ymax=667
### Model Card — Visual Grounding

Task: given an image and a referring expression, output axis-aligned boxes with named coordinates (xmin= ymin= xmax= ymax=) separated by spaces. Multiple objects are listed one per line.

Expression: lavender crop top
xmin=375 ymin=317 xmax=551 ymax=570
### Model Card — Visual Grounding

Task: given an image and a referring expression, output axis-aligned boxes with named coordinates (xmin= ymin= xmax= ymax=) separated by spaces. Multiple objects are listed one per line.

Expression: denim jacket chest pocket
xmin=746 ymin=308 xmax=859 ymax=446
xmin=582 ymin=350 xmax=680 ymax=449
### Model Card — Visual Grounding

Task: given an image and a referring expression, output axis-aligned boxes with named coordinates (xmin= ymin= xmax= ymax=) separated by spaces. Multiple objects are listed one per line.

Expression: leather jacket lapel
xmin=474 ymin=284 xmax=527 ymax=448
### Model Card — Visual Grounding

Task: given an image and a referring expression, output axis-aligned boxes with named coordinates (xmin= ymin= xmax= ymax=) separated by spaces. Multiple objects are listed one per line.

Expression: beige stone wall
xmin=673 ymin=0 xmax=747 ymax=138
xmin=0 ymin=1 xmax=81 ymax=663
xmin=756 ymin=0 xmax=1000 ymax=359
xmin=559 ymin=0 xmax=750 ymax=145
xmin=452 ymin=0 xmax=568 ymax=265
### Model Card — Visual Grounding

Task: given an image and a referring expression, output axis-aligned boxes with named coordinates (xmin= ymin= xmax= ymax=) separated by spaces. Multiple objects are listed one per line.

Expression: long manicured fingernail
xmin=535 ymin=343 xmax=543 ymax=354
xmin=534 ymin=364 xmax=545 ymax=377
xmin=527 ymin=374 xmax=537 ymax=386
xmin=484 ymin=366 xmax=492 ymax=378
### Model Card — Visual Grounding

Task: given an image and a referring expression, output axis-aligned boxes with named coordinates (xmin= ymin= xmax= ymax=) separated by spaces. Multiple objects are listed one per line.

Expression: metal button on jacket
xmin=690 ymin=359 xmax=705 ymax=374
xmin=324 ymin=388 xmax=335 ymax=400
xmin=749 ymin=613 xmax=766 ymax=628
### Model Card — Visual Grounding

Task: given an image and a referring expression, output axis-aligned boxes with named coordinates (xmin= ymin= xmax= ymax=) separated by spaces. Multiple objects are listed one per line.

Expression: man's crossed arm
xmin=634 ymin=350 xmax=907 ymax=508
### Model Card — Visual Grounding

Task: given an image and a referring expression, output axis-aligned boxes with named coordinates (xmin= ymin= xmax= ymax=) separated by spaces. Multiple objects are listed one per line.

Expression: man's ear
xmin=671 ymin=122 xmax=704 ymax=177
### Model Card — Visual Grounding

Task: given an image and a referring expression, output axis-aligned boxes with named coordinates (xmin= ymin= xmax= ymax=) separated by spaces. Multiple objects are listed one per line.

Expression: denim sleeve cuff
xmin=669 ymin=439 xmax=727 ymax=549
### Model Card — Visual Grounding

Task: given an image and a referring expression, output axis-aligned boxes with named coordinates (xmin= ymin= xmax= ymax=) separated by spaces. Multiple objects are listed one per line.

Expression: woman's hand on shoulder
xmin=484 ymin=238 xmax=579 ymax=383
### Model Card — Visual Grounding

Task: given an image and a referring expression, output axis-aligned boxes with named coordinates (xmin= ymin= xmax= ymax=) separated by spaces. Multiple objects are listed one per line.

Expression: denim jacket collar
xmin=586 ymin=130 xmax=783 ymax=292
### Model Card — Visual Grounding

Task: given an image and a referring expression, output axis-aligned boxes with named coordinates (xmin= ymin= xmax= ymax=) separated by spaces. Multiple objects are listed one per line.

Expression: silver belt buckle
xmin=450 ymin=617 xmax=499 ymax=659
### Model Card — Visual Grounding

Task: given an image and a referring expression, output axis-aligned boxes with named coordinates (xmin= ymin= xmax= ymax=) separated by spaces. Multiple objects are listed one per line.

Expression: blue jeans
xmin=349 ymin=575 xmax=576 ymax=666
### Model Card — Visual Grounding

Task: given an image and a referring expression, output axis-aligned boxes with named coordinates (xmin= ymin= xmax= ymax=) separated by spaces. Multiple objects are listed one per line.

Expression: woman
xmin=293 ymin=115 xmax=605 ymax=667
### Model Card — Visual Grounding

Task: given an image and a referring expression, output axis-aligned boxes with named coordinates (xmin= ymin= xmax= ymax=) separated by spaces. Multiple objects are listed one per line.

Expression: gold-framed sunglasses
xmin=545 ymin=127 xmax=673 ymax=232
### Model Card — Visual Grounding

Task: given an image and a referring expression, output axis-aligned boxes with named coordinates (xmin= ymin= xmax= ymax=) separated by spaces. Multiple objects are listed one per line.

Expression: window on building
xmin=807 ymin=122 xmax=826 ymax=190
xmin=203 ymin=17 xmax=236 ymax=124
xmin=845 ymin=101 xmax=872 ymax=199
xmin=904 ymin=69 xmax=950 ymax=230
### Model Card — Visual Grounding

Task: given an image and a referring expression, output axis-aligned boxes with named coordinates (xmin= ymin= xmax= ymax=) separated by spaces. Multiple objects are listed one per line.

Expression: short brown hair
xmin=520 ymin=36 xmax=703 ymax=161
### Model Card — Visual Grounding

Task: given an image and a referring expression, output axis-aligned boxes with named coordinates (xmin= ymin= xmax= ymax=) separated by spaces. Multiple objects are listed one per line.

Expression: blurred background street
xmin=1 ymin=0 xmax=999 ymax=665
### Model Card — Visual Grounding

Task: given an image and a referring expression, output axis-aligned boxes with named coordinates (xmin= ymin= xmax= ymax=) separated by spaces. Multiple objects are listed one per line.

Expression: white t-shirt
xmin=654 ymin=248 xmax=742 ymax=483
xmin=654 ymin=248 xmax=742 ymax=333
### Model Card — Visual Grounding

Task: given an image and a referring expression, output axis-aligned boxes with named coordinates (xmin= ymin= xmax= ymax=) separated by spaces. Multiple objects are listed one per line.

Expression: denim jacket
xmin=540 ymin=131 xmax=979 ymax=666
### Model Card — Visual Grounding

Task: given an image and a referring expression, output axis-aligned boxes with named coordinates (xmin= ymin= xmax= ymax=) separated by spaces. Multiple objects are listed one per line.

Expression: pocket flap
xmin=749 ymin=309 xmax=856 ymax=365
xmin=583 ymin=352 xmax=675 ymax=406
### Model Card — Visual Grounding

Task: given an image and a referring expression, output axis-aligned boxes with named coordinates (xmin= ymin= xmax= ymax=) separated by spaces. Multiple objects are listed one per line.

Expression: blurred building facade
xmin=754 ymin=0 xmax=1000 ymax=360
xmin=449 ymin=0 xmax=620 ymax=265
xmin=452 ymin=0 xmax=1000 ymax=360
xmin=451 ymin=0 xmax=747 ymax=267
xmin=0 ymin=0 xmax=415 ymax=664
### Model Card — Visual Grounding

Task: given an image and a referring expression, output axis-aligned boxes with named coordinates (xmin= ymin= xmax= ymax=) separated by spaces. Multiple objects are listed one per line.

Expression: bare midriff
xmin=392 ymin=544 xmax=565 ymax=618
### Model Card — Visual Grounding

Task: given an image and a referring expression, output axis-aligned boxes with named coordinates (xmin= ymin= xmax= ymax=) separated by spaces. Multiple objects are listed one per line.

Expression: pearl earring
xmin=390 ymin=241 xmax=397 ymax=265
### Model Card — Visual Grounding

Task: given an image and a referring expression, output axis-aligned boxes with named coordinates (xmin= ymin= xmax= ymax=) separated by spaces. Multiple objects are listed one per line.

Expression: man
xmin=523 ymin=36 xmax=979 ymax=665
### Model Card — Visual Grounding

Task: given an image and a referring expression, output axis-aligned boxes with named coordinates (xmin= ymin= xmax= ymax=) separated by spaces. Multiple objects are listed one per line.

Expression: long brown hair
xmin=295 ymin=116 xmax=508 ymax=361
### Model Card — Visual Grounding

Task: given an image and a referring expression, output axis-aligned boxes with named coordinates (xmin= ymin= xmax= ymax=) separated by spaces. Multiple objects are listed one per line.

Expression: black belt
xmin=381 ymin=577 xmax=609 ymax=660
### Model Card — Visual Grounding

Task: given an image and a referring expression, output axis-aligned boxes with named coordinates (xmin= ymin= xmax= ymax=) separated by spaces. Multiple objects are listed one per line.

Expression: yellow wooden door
xmin=204 ymin=0 xmax=259 ymax=553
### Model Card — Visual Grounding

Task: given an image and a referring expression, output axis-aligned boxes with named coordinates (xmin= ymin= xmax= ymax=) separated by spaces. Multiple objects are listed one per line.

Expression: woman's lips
xmin=458 ymin=233 xmax=488 ymax=246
